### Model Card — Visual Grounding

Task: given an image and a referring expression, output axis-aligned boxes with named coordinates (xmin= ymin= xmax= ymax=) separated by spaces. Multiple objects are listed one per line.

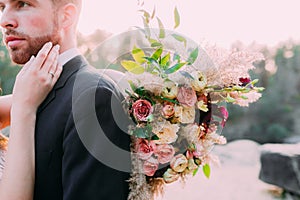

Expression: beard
xmin=7 ymin=30 xmax=60 ymax=65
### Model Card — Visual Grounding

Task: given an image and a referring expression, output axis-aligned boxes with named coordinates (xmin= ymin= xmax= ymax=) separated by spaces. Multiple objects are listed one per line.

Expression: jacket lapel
xmin=37 ymin=55 xmax=88 ymax=113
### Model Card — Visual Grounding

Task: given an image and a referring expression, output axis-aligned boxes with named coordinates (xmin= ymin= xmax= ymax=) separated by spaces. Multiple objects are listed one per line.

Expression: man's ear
xmin=59 ymin=3 xmax=78 ymax=29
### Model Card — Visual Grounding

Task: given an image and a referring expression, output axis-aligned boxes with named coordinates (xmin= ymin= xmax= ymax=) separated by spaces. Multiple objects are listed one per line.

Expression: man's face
xmin=0 ymin=0 xmax=61 ymax=64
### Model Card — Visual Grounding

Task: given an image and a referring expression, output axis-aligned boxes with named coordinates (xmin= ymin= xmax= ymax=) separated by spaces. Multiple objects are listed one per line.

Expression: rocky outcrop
xmin=259 ymin=143 xmax=300 ymax=196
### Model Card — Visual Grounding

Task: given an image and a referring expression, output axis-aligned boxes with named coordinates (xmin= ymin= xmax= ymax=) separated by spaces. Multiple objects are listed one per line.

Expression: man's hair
xmin=51 ymin=0 xmax=81 ymax=8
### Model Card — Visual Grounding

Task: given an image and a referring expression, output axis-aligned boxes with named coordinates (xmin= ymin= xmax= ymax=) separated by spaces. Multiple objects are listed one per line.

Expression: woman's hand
xmin=12 ymin=42 xmax=62 ymax=112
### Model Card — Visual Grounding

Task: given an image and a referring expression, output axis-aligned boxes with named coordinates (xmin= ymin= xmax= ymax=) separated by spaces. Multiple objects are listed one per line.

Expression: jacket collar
xmin=37 ymin=55 xmax=88 ymax=113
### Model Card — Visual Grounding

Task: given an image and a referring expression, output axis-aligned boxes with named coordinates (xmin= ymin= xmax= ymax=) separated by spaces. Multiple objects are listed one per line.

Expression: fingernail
xmin=55 ymin=44 xmax=60 ymax=51
xmin=45 ymin=42 xmax=52 ymax=48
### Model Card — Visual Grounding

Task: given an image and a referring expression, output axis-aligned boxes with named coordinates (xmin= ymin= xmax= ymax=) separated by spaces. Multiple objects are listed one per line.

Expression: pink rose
xmin=170 ymin=154 xmax=188 ymax=172
xmin=143 ymin=157 xmax=159 ymax=176
xmin=154 ymin=144 xmax=175 ymax=164
xmin=131 ymin=99 xmax=153 ymax=122
xmin=161 ymin=103 xmax=175 ymax=118
xmin=177 ymin=86 xmax=197 ymax=107
xmin=135 ymin=138 xmax=156 ymax=160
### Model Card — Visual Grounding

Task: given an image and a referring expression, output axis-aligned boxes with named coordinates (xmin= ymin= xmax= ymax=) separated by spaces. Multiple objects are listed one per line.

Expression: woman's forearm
xmin=0 ymin=106 xmax=36 ymax=200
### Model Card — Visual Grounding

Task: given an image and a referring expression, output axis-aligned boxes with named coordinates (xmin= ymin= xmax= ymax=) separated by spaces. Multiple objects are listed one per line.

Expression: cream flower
xmin=191 ymin=71 xmax=207 ymax=92
xmin=197 ymin=100 xmax=209 ymax=112
xmin=162 ymin=80 xmax=178 ymax=99
xmin=180 ymin=124 xmax=200 ymax=144
xmin=152 ymin=120 xmax=180 ymax=144
xmin=174 ymin=105 xmax=195 ymax=124
xmin=163 ymin=168 xmax=180 ymax=183
xmin=170 ymin=154 xmax=188 ymax=173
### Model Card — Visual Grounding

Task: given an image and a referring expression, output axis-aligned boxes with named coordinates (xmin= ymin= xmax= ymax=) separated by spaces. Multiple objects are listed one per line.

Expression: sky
xmin=78 ymin=0 xmax=300 ymax=48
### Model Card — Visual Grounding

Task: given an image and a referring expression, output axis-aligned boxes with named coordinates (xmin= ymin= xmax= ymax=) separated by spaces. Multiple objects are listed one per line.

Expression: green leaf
xmin=193 ymin=167 xmax=199 ymax=176
xmin=121 ymin=60 xmax=145 ymax=74
xmin=151 ymin=42 xmax=163 ymax=47
xmin=179 ymin=71 xmax=194 ymax=80
xmin=225 ymin=94 xmax=236 ymax=103
xmin=133 ymin=126 xmax=153 ymax=139
xmin=142 ymin=17 xmax=150 ymax=38
xmin=128 ymin=80 xmax=137 ymax=91
xmin=139 ymin=9 xmax=150 ymax=23
xmin=187 ymin=47 xmax=199 ymax=65
xmin=174 ymin=7 xmax=180 ymax=29
xmin=173 ymin=53 xmax=181 ymax=62
xmin=203 ymin=164 xmax=211 ymax=179
xmin=161 ymin=53 xmax=170 ymax=67
xmin=151 ymin=7 xmax=156 ymax=19
xmin=151 ymin=48 xmax=163 ymax=60
xmin=172 ymin=34 xmax=187 ymax=47
xmin=132 ymin=46 xmax=146 ymax=64
xmin=151 ymin=135 xmax=160 ymax=140
xmin=250 ymin=79 xmax=259 ymax=85
xmin=165 ymin=62 xmax=187 ymax=74
xmin=240 ymin=95 xmax=249 ymax=100
xmin=157 ymin=17 xmax=165 ymax=38
xmin=256 ymin=87 xmax=265 ymax=92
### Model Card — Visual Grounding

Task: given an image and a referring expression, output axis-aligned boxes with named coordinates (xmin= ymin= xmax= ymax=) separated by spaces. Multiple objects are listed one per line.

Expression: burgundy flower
xmin=239 ymin=77 xmax=251 ymax=86
xmin=131 ymin=99 xmax=153 ymax=122
xmin=219 ymin=106 xmax=229 ymax=127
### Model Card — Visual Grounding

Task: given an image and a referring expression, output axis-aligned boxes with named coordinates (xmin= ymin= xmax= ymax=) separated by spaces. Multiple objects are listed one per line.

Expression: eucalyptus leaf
xmin=179 ymin=71 xmax=195 ymax=80
xmin=121 ymin=60 xmax=145 ymax=74
xmin=157 ymin=17 xmax=166 ymax=38
xmin=171 ymin=34 xmax=187 ymax=47
xmin=187 ymin=47 xmax=199 ymax=65
xmin=165 ymin=62 xmax=187 ymax=74
xmin=174 ymin=7 xmax=180 ymax=29
xmin=151 ymin=6 xmax=156 ymax=19
xmin=173 ymin=53 xmax=181 ymax=62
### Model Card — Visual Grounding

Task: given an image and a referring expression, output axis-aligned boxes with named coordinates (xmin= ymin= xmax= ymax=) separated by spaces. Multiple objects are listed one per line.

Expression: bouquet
xmin=116 ymin=7 xmax=264 ymax=200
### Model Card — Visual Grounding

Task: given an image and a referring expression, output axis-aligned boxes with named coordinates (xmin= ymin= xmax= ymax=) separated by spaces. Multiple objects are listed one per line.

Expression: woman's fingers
xmin=40 ymin=44 xmax=60 ymax=75
xmin=22 ymin=56 xmax=35 ymax=72
xmin=31 ymin=42 xmax=53 ymax=70
xmin=51 ymin=64 xmax=63 ymax=87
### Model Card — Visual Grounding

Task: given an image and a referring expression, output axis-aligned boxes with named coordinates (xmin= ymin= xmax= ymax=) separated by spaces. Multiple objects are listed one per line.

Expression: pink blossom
xmin=177 ymin=86 xmax=197 ymax=107
xmin=135 ymin=138 xmax=156 ymax=160
xmin=161 ymin=103 xmax=175 ymax=118
xmin=143 ymin=157 xmax=159 ymax=176
xmin=154 ymin=144 xmax=175 ymax=164
xmin=131 ymin=99 xmax=153 ymax=122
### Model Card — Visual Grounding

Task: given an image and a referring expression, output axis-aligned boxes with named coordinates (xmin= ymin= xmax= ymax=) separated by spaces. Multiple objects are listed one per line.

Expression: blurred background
xmin=0 ymin=0 xmax=299 ymax=199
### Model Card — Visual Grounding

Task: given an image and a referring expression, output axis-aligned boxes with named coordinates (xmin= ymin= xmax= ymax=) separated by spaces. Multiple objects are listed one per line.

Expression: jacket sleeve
xmin=62 ymin=79 xmax=131 ymax=200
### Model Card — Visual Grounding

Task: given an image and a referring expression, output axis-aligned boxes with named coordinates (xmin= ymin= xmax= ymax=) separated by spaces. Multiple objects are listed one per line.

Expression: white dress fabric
xmin=0 ymin=149 xmax=5 ymax=181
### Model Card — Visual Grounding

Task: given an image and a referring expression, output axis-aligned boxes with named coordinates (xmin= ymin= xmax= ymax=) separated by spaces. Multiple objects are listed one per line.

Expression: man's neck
xmin=58 ymin=48 xmax=81 ymax=66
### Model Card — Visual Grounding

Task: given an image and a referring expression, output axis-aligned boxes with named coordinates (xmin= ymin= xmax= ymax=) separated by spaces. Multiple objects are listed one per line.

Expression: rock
xmin=213 ymin=139 xmax=260 ymax=166
xmin=259 ymin=143 xmax=300 ymax=196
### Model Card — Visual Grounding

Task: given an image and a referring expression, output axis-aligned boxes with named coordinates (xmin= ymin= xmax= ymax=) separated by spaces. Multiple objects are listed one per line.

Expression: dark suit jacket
xmin=34 ymin=56 xmax=131 ymax=200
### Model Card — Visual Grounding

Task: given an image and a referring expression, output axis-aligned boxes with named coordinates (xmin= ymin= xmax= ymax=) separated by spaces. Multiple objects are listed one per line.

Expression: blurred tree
xmin=0 ymin=32 xmax=20 ymax=95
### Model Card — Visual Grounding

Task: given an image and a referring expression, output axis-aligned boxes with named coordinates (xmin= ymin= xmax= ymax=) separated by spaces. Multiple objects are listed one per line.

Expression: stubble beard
xmin=9 ymin=33 xmax=60 ymax=64
xmin=8 ymin=14 xmax=60 ymax=65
